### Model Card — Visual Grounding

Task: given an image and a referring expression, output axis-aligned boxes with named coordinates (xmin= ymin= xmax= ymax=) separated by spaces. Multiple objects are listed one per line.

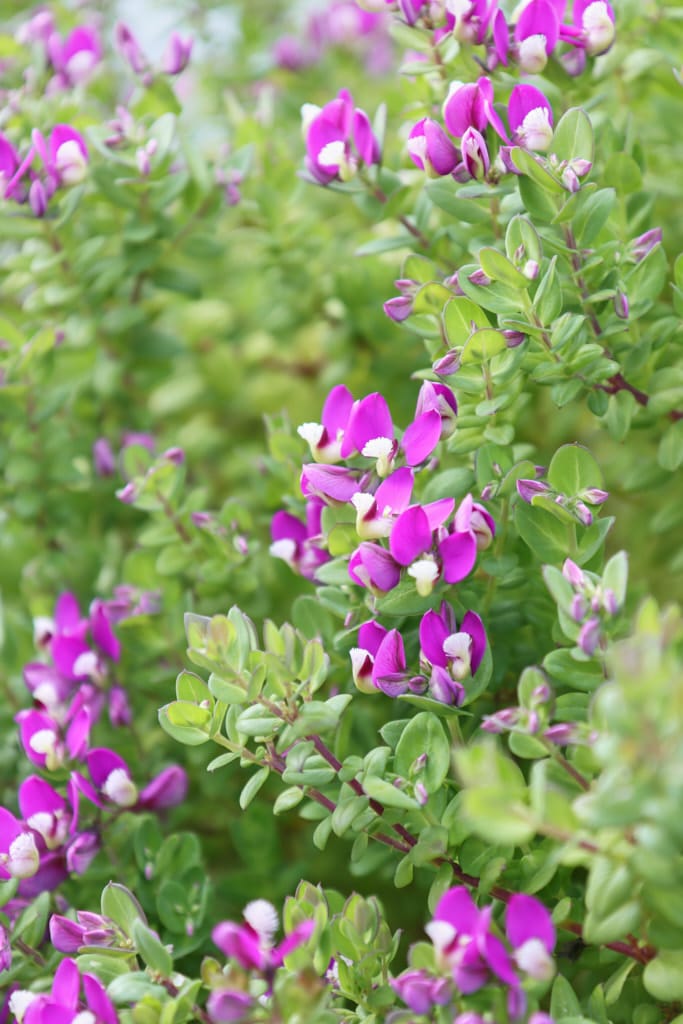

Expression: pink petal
xmin=301 ymin=464 xmax=360 ymax=502
xmin=402 ymin=410 xmax=442 ymax=465
xmin=90 ymin=601 xmax=121 ymax=661
xmin=439 ymin=532 xmax=477 ymax=583
xmin=508 ymin=84 xmax=552 ymax=134
xmin=321 ymin=384 xmax=354 ymax=435
xmin=347 ymin=393 xmax=393 ymax=454
xmin=349 ymin=543 xmax=401 ymax=592
xmin=18 ymin=776 xmax=65 ymax=820
xmin=374 ymin=467 xmax=414 ymax=514
xmin=423 ymin=498 xmax=455 ymax=532
xmin=461 ymin=611 xmax=487 ymax=674
xmin=419 ymin=610 xmax=449 ymax=667
xmin=358 ymin=620 xmax=388 ymax=656
xmin=87 ymin=747 xmax=129 ymax=788
xmin=506 ymin=894 xmax=556 ymax=952
xmin=434 ymin=886 xmax=480 ymax=930
xmin=390 ymin=506 xmax=432 ymax=566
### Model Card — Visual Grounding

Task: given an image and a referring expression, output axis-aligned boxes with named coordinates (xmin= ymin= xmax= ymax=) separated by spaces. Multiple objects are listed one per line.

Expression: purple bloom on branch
xmin=303 ymin=90 xmax=380 ymax=184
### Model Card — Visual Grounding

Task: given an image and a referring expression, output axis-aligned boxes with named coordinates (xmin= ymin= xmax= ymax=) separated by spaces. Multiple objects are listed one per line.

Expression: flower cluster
xmin=302 ymin=90 xmax=381 ymax=183
xmin=8 ymin=956 xmax=118 ymax=1024
xmin=393 ymin=886 xmax=556 ymax=1018
xmin=274 ymin=0 xmax=391 ymax=75
xmin=0 ymin=590 xmax=186 ymax=916
xmin=1 ymin=124 xmax=88 ymax=217
xmin=208 ymin=900 xmax=314 ymax=1021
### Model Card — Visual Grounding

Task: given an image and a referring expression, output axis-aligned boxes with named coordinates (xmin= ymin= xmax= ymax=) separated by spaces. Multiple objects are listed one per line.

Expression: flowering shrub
xmin=2 ymin=0 xmax=683 ymax=1022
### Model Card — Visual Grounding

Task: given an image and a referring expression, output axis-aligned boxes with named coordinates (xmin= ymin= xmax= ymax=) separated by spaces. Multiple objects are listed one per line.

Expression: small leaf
xmin=132 ymin=919 xmax=173 ymax=977
xmin=479 ymin=247 xmax=530 ymax=289
xmin=239 ymin=767 xmax=269 ymax=809
xmin=101 ymin=883 xmax=146 ymax=938
xmin=551 ymin=107 xmax=594 ymax=166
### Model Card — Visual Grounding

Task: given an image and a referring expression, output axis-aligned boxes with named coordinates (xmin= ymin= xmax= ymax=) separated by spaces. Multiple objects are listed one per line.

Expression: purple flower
xmin=631 ymin=228 xmax=662 ymax=262
xmin=514 ymin=0 xmax=561 ymax=73
xmin=351 ymin=467 xmax=414 ymax=540
xmin=453 ymin=493 xmax=496 ymax=550
xmin=93 ymin=438 xmax=116 ymax=477
xmin=578 ymin=617 xmax=601 ymax=655
xmin=370 ymin=627 xmax=425 ymax=696
xmin=304 ymin=89 xmax=380 ymax=184
xmin=426 ymin=887 xmax=518 ymax=993
xmin=13 ymin=957 xmax=118 ymax=1024
xmin=297 ymin=384 xmax=355 ymax=463
xmin=213 ymin=900 xmax=314 ymax=975
xmin=207 ymin=990 xmax=254 ymax=1023
xmin=571 ymin=0 xmax=615 ymax=55
xmin=516 ymin=478 xmax=550 ymax=503
xmin=341 ymin=391 xmax=442 ymax=474
xmin=48 ymin=25 xmax=102 ymax=85
xmin=506 ymin=894 xmax=556 ymax=981
xmin=349 ymin=620 xmax=389 ymax=692
xmin=419 ymin=602 xmax=487 ymax=704
xmin=443 ymin=80 xmax=489 ymax=139
xmin=408 ymin=118 xmax=459 ymax=177
xmin=391 ymin=969 xmax=452 ymax=1013
xmin=459 ymin=127 xmax=490 ymax=181
xmin=508 ymin=85 xmax=554 ymax=152
xmin=270 ymin=499 xmax=330 ymax=580
xmin=115 ymin=22 xmax=148 ymax=75
xmin=0 ymin=810 xmax=40 ymax=882
xmin=415 ymin=381 xmax=458 ymax=440
xmin=383 ymin=294 xmax=414 ymax=321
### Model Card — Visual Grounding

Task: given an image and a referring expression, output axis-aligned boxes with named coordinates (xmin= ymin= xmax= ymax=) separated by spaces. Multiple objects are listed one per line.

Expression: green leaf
xmin=551 ymin=976 xmax=582 ymax=1019
xmin=239 ymin=767 xmax=269 ymax=809
xmin=12 ymin=892 xmax=51 ymax=947
xmin=208 ymin=674 xmax=247 ymax=704
xmin=478 ymin=247 xmax=530 ymax=289
xmin=547 ymin=444 xmax=604 ymax=497
xmin=515 ymin=501 xmax=569 ymax=563
xmin=510 ymin=148 xmax=564 ymax=193
xmin=273 ymin=787 xmax=305 ymax=814
xmin=442 ymin=297 xmax=490 ymax=347
xmin=658 ymin=420 xmax=683 ymax=471
xmin=394 ymin=855 xmax=414 ymax=888
xmin=108 ymin=973 xmax=167 ymax=1004
xmin=362 ymin=775 xmax=418 ymax=810
xmin=101 ymin=883 xmax=146 ymax=937
xmin=533 ymin=257 xmax=562 ymax=324
xmin=132 ymin=919 xmax=173 ymax=976
xmin=573 ymin=189 xmax=616 ymax=246
xmin=602 ymin=551 xmax=628 ymax=607
xmin=462 ymin=328 xmax=507 ymax=363
xmin=158 ymin=702 xmax=211 ymax=746
xmin=505 ymin=215 xmax=542 ymax=265
xmin=394 ymin=712 xmax=450 ymax=793
xmin=551 ymin=107 xmax=594 ymax=166
xmin=425 ymin=181 xmax=491 ymax=222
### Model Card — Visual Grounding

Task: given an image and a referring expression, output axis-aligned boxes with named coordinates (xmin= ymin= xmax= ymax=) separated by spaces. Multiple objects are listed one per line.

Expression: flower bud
xmin=582 ymin=1 xmax=616 ymax=55
xmin=383 ymin=295 xmax=413 ymax=322
xmin=578 ymin=617 xmax=601 ymax=656
xmin=517 ymin=34 xmax=548 ymax=74
xmin=460 ymin=127 xmax=490 ymax=181
xmin=516 ymin=478 xmax=550 ymax=503
xmin=161 ymin=32 xmax=193 ymax=75
xmin=433 ymin=349 xmax=461 ymax=376
xmin=614 ymin=291 xmax=629 ymax=319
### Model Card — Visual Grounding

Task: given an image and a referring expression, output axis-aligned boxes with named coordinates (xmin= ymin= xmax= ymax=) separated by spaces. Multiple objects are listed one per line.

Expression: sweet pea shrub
xmin=2 ymin=0 xmax=683 ymax=1021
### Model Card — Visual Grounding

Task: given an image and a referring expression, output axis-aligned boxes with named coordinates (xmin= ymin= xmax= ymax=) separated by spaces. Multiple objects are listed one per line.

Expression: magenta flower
xmin=270 ymin=498 xmax=330 ymax=579
xmin=408 ymin=118 xmax=459 ymax=177
xmin=570 ymin=0 xmax=615 ymax=55
xmin=514 ymin=0 xmax=561 ymax=73
xmin=443 ymin=80 xmax=490 ymax=139
xmin=11 ymin=957 xmax=118 ymax=1024
xmin=371 ymin=627 xmax=426 ymax=696
xmin=349 ymin=619 xmax=389 ymax=692
xmin=77 ymin=748 xmax=188 ymax=812
xmin=351 ymin=466 xmax=414 ymax=540
xmin=383 ymin=294 xmax=414 ymax=321
xmin=213 ymin=899 xmax=314 ymax=976
xmin=508 ymin=85 xmax=554 ymax=152
xmin=459 ymin=127 xmax=490 ymax=181
xmin=0 ymin=133 xmax=19 ymax=190
xmin=453 ymin=494 xmax=496 ymax=550
xmin=301 ymin=463 xmax=362 ymax=503
xmin=419 ymin=602 xmax=487 ymax=704
xmin=506 ymin=894 xmax=556 ymax=981
xmin=391 ymin=968 xmax=452 ymax=1013
xmin=48 ymin=25 xmax=102 ymax=85
xmin=304 ymin=89 xmax=380 ymax=184
xmin=349 ymin=499 xmax=476 ymax=596
xmin=16 ymin=707 xmax=90 ymax=770
xmin=426 ymin=887 xmax=518 ymax=993
xmin=207 ymin=990 xmax=254 ymax=1023
xmin=115 ymin=22 xmax=148 ymax=75
xmin=0 ymin=809 xmax=40 ymax=882
xmin=341 ymin=391 xmax=442 ymax=475
xmin=50 ymin=910 xmax=121 ymax=953
xmin=415 ymin=381 xmax=459 ymax=440
xmin=297 ymin=384 xmax=355 ymax=463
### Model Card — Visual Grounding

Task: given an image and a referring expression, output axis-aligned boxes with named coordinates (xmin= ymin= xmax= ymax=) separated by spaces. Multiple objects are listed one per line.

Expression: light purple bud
xmin=614 ymin=291 xmax=629 ymax=319
xmin=191 ymin=511 xmax=213 ymax=527
xmin=523 ymin=259 xmax=539 ymax=280
xmin=562 ymin=166 xmax=580 ymax=193
xmin=161 ymin=32 xmax=193 ymax=75
xmin=116 ymin=482 xmax=137 ymax=504
xmin=631 ymin=228 xmax=662 ymax=262
xmin=570 ymin=594 xmax=587 ymax=622
xmin=383 ymin=295 xmax=413 ymax=322
xmin=563 ymin=558 xmax=585 ymax=587
xmin=480 ymin=484 xmax=494 ymax=501
xmin=574 ymin=501 xmax=593 ymax=526
xmin=433 ymin=349 xmax=461 ymax=376
xmin=29 ymin=179 xmax=48 ymax=218
xmin=503 ymin=329 xmax=526 ymax=348
xmin=578 ymin=617 xmax=601 ymax=656
xmin=581 ymin=487 xmax=609 ymax=505
xmin=543 ymin=723 xmax=576 ymax=745
xmin=460 ymin=126 xmax=490 ymax=181
xmin=115 ymin=23 xmax=147 ymax=74
xmin=0 ymin=924 xmax=10 ymax=973
xmin=49 ymin=915 xmax=87 ymax=953
xmin=603 ymin=588 xmax=618 ymax=615
xmin=93 ymin=438 xmax=116 ymax=477
xmin=163 ymin=446 xmax=185 ymax=464
xmin=109 ymin=685 xmax=132 ymax=727
xmin=415 ymin=782 xmax=428 ymax=805
xmin=467 ymin=268 xmax=491 ymax=287
xmin=516 ymin=478 xmax=550 ymax=502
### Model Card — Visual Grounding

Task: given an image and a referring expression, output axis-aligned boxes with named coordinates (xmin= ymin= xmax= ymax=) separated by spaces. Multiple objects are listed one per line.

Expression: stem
xmin=15 ymin=938 xmax=47 ymax=967
xmin=155 ymin=489 xmax=192 ymax=545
